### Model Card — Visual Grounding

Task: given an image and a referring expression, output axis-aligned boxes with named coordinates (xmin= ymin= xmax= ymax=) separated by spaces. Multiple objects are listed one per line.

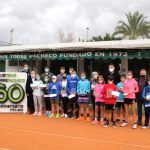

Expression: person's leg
xmin=144 ymin=107 xmax=150 ymax=126
xmin=47 ymin=98 xmax=51 ymax=112
xmin=117 ymin=107 xmax=121 ymax=120
xmin=122 ymin=103 xmax=126 ymax=122
xmin=95 ymin=105 xmax=98 ymax=119
xmin=27 ymin=95 xmax=30 ymax=113
xmin=28 ymin=94 xmax=35 ymax=114
xmin=137 ymin=98 xmax=142 ymax=124
xmin=125 ymin=104 xmax=129 ymax=122
xmin=104 ymin=105 xmax=109 ymax=127
xmin=56 ymin=102 xmax=60 ymax=116
xmin=33 ymin=95 xmax=38 ymax=114
xmin=44 ymin=97 xmax=49 ymax=114
xmin=121 ymin=103 xmax=129 ymax=127
xmin=68 ymin=98 xmax=74 ymax=118
xmin=37 ymin=96 xmax=43 ymax=115
xmin=75 ymin=96 xmax=79 ymax=118
xmin=85 ymin=104 xmax=90 ymax=121
xmin=131 ymin=102 xmax=137 ymax=124
xmin=112 ymin=107 xmax=117 ymax=128
xmin=91 ymin=92 xmax=95 ymax=117
xmin=64 ymin=98 xmax=68 ymax=115
xmin=100 ymin=105 xmax=104 ymax=120
xmin=77 ymin=104 xmax=84 ymax=121
xmin=51 ymin=102 xmax=55 ymax=115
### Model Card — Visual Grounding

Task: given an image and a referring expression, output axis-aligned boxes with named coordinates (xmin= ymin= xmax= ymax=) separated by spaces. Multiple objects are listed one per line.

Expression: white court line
xmin=0 ymin=126 xmax=150 ymax=149
xmin=0 ymin=148 xmax=10 ymax=150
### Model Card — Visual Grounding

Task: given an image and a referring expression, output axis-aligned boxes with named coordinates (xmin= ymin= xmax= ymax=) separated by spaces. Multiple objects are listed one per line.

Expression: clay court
xmin=0 ymin=114 xmax=149 ymax=150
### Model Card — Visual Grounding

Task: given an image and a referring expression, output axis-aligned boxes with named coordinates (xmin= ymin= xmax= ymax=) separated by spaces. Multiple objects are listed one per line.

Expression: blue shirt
xmin=117 ymin=82 xmax=124 ymax=102
xmin=142 ymin=85 xmax=150 ymax=108
xmin=67 ymin=76 xmax=79 ymax=94
xmin=48 ymin=82 xmax=61 ymax=95
xmin=77 ymin=79 xmax=90 ymax=95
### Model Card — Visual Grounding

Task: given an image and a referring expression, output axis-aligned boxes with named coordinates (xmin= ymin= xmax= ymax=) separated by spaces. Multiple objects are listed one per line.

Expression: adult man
xmin=57 ymin=67 xmax=66 ymax=82
xmin=26 ymin=71 xmax=35 ymax=114
xmin=40 ymin=66 xmax=53 ymax=82
xmin=105 ymin=64 xmax=120 ymax=85
xmin=22 ymin=64 xmax=30 ymax=76
xmin=136 ymin=69 xmax=149 ymax=125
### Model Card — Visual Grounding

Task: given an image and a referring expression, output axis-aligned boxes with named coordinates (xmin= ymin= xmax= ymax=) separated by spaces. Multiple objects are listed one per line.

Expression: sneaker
xmin=123 ymin=119 xmax=126 ymax=123
xmin=142 ymin=126 xmax=149 ymax=129
xmin=121 ymin=122 xmax=128 ymax=127
xmin=32 ymin=112 xmax=38 ymax=116
xmin=132 ymin=123 xmax=137 ymax=129
xmin=55 ymin=114 xmax=60 ymax=119
xmin=103 ymin=121 xmax=109 ymax=128
xmin=45 ymin=111 xmax=48 ymax=116
xmin=48 ymin=111 xmax=51 ymax=116
xmin=116 ymin=118 xmax=120 ymax=122
xmin=92 ymin=120 xmax=98 ymax=125
xmin=49 ymin=114 xmax=55 ymax=118
xmin=100 ymin=120 xmax=105 ymax=126
xmin=38 ymin=112 xmax=42 ymax=116
xmin=113 ymin=122 xmax=117 ymax=128
xmin=61 ymin=113 xmax=65 ymax=118
xmin=76 ymin=116 xmax=84 ymax=121
xmin=64 ymin=114 xmax=68 ymax=118
xmin=86 ymin=117 xmax=91 ymax=122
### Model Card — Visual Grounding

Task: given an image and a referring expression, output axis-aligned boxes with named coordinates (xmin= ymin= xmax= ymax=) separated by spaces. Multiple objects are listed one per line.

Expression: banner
xmin=0 ymin=72 xmax=27 ymax=113
xmin=0 ymin=50 xmax=150 ymax=60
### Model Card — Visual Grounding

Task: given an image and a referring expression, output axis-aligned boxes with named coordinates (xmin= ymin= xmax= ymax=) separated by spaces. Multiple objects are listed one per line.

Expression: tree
xmin=113 ymin=11 xmax=150 ymax=39
xmin=90 ymin=33 xmax=121 ymax=42
xmin=57 ymin=31 xmax=75 ymax=43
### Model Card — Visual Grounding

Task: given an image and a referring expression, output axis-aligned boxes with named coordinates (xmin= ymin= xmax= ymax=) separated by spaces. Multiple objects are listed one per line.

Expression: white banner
xmin=0 ymin=72 xmax=27 ymax=113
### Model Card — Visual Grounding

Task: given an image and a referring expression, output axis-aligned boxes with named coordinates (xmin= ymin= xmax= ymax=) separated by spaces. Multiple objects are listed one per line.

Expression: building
xmin=0 ymin=39 xmax=150 ymax=77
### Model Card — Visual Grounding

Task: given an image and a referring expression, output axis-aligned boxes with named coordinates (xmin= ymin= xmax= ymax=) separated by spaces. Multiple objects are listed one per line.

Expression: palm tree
xmin=90 ymin=33 xmax=121 ymax=42
xmin=113 ymin=11 xmax=150 ymax=39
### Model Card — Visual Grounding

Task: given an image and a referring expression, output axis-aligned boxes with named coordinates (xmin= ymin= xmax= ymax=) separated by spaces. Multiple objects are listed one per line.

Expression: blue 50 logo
xmin=0 ymin=83 xmax=25 ymax=104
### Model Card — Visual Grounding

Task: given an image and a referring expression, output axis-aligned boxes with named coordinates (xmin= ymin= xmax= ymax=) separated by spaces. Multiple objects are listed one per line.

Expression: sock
xmin=95 ymin=117 xmax=97 ymax=121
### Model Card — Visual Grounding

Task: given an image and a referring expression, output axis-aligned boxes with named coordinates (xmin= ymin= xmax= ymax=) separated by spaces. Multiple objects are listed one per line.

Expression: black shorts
xmin=124 ymin=98 xmax=136 ymax=105
xmin=95 ymin=102 xmax=105 ymax=106
xmin=116 ymin=102 xmax=125 ymax=109
xmin=105 ymin=104 xmax=116 ymax=110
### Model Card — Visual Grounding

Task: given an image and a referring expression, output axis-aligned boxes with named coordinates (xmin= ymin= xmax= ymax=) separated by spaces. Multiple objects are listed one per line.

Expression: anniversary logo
xmin=0 ymin=72 xmax=27 ymax=113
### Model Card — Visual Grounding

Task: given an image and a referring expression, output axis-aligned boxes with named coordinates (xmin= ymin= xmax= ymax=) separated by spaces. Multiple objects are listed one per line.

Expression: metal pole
xmin=10 ymin=28 xmax=14 ymax=45
xmin=90 ymin=59 xmax=93 ymax=78
xmin=17 ymin=60 xmax=20 ymax=72
xmin=86 ymin=27 xmax=89 ymax=42
xmin=77 ymin=58 xmax=79 ymax=75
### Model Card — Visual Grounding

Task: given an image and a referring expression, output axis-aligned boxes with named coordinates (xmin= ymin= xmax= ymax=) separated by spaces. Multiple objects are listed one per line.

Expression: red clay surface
xmin=0 ymin=114 xmax=150 ymax=150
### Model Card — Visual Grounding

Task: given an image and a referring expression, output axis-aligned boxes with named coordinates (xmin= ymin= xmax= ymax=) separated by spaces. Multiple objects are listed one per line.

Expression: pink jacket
xmin=94 ymin=83 xmax=105 ymax=102
xmin=123 ymin=78 xmax=139 ymax=99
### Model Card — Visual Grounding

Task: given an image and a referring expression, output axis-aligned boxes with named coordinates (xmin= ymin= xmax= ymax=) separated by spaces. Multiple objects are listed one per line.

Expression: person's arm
xmin=25 ymin=78 xmax=30 ymax=95
xmin=87 ymin=81 xmax=91 ymax=94
xmin=77 ymin=82 xmax=80 ymax=94
xmin=142 ymin=87 xmax=146 ymax=100
xmin=67 ymin=80 xmax=70 ymax=94
xmin=134 ymin=81 xmax=139 ymax=93
xmin=57 ymin=83 xmax=61 ymax=95
xmin=48 ymin=83 xmax=51 ymax=94
xmin=103 ymin=85 xmax=106 ymax=98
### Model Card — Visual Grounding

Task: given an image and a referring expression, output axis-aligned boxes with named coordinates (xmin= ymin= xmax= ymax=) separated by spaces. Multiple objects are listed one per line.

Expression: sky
xmin=0 ymin=0 xmax=149 ymax=44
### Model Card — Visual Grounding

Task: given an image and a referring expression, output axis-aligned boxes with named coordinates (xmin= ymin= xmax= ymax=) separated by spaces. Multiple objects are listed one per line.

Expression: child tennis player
xmin=77 ymin=72 xmax=90 ymax=122
xmin=92 ymin=75 xmax=105 ymax=125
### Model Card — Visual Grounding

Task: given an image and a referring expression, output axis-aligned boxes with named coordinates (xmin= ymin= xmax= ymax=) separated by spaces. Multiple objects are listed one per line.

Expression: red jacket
xmin=103 ymin=83 xmax=117 ymax=104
